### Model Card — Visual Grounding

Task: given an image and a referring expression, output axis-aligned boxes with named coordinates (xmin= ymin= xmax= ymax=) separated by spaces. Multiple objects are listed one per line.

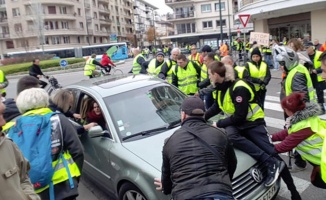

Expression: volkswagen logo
xmin=250 ymin=168 xmax=263 ymax=183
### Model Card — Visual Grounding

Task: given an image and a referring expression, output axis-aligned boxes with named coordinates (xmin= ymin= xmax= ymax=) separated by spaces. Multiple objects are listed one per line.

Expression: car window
xmin=104 ymin=84 xmax=186 ymax=141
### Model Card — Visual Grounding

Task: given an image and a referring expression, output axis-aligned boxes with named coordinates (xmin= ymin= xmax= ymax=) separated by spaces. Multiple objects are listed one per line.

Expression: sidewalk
xmin=270 ymin=69 xmax=283 ymax=79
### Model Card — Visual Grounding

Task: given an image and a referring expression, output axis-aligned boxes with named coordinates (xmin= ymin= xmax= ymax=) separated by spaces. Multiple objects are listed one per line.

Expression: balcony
xmin=239 ymin=0 xmax=262 ymax=8
xmin=85 ymin=3 xmax=91 ymax=9
xmin=165 ymin=0 xmax=193 ymax=5
xmin=43 ymin=28 xmax=87 ymax=35
xmin=27 ymin=13 xmax=77 ymax=20
xmin=94 ymin=30 xmax=110 ymax=36
xmin=167 ymin=11 xmax=194 ymax=21
xmin=99 ymin=18 xmax=112 ymax=24
xmin=23 ymin=0 xmax=77 ymax=6
xmin=0 ymin=17 xmax=7 ymax=24
xmin=0 ymin=32 xmax=10 ymax=39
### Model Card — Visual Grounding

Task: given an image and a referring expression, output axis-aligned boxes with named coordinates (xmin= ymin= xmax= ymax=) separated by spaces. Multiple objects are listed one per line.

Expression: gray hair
xmin=16 ymin=88 xmax=49 ymax=114
xmin=171 ymin=48 xmax=181 ymax=54
xmin=51 ymin=89 xmax=72 ymax=113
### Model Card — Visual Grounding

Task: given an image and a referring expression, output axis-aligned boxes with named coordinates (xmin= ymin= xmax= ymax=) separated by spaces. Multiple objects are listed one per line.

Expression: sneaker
xmin=265 ymin=159 xmax=285 ymax=187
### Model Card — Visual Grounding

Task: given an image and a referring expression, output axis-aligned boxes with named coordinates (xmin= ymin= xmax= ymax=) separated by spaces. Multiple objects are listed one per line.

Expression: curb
xmin=7 ymin=60 xmax=126 ymax=79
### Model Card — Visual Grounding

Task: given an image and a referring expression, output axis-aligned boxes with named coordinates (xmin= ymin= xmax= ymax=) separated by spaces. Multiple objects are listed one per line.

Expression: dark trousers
xmin=204 ymin=93 xmax=214 ymax=110
xmin=257 ymin=89 xmax=267 ymax=110
xmin=225 ymin=125 xmax=299 ymax=196
xmin=39 ymin=79 xmax=48 ymax=88
xmin=314 ymin=81 xmax=326 ymax=111
xmin=104 ymin=65 xmax=112 ymax=73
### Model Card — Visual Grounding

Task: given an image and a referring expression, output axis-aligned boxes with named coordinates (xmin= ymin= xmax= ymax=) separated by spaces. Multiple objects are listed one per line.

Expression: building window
xmin=45 ymin=37 xmax=49 ymax=44
xmin=20 ymin=40 xmax=29 ymax=47
xmin=79 ymin=22 xmax=84 ymax=29
xmin=95 ymin=24 xmax=99 ymax=31
xmin=63 ymin=36 xmax=70 ymax=43
xmin=48 ymin=6 xmax=56 ymax=14
xmin=93 ymin=37 xmax=96 ymax=43
xmin=93 ymin=12 xmax=97 ymax=19
xmin=78 ymin=8 xmax=81 ymax=16
xmin=6 ymin=41 xmax=14 ymax=49
xmin=59 ymin=6 xmax=67 ymax=14
xmin=77 ymin=36 xmax=81 ymax=43
xmin=61 ymin=21 xmax=69 ymax=29
xmin=14 ymin=23 xmax=22 ymax=32
xmin=203 ymin=21 xmax=213 ymax=29
xmin=215 ymin=2 xmax=225 ymax=11
xmin=216 ymin=19 xmax=226 ymax=27
xmin=201 ymin=4 xmax=211 ymax=13
xmin=51 ymin=36 xmax=61 ymax=44
xmin=176 ymin=23 xmax=196 ymax=34
xmin=12 ymin=8 xmax=20 ymax=16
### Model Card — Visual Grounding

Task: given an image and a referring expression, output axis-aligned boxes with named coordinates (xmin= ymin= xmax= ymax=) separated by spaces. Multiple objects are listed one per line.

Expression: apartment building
xmin=161 ymin=0 xmax=250 ymax=48
xmin=133 ymin=0 xmax=159 ymax=48
xmin=235 ymin=0 xmax=326 ymax=42
xmin=0 ymin=0 xmax=134 ymax=57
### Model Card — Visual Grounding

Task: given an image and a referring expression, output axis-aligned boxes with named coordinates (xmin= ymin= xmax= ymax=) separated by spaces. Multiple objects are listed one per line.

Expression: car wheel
xmin=119 ymin=182 xmax=147 ymax=200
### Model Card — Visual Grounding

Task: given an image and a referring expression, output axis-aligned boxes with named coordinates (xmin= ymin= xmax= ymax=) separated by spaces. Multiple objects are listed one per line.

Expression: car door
xmin=69 ymin=88 xmax=116 ymax=195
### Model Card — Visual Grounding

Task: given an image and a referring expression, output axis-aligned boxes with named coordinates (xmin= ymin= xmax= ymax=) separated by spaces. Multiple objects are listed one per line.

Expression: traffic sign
xmin=60 ymin=59 xmax=68 ymax=68
xmin=239 ymin=14 xmax=251 ymax=28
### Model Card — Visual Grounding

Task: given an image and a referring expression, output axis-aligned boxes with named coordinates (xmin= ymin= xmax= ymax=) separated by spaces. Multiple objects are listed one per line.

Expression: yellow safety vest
xmin=200 ymin=64 xmax=208 ymax=82
xmin=132 ymin=54 xmax=144 ymax=75
xmin=234 ymin=66 xmax=246 ymax=79
xmin=285 ymin=64 xmax=316 ymax=102
xmin=289 ymin=116 xmax=326 ymax=166
xmin=165 ymin=59 xmax=176 ymax=83
xmin=0 ymin=70 xmax=6 ymax=94
xmin=214 ymin=55 xmax=220 ymax=61
xmin=188 ymin=53 xmax=201 ymax=66
xmin=247 ymin=62 xmax=268 ymax=91
xmin=174 ymin=62 xmax=198 ymax=95
xmin=313 ymin=51 xmax=323 ymax=82
xmin=217 ymin=80 xmax=264 ymax=121
xmin=84 ymin=58 xmax=96 ymax=76
xmin=147 ymin=59 xmax=164 ymax=77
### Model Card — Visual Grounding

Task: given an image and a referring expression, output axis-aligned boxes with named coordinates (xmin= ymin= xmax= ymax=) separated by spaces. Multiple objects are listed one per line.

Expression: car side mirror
xmin=88 ymin=125 xmax=104 ymax=138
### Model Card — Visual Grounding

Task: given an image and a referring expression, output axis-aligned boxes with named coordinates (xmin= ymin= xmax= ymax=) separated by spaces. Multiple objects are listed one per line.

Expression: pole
xmin=153 ymin=9 xmax=156 ymax=48
xmin=227 ymin=0 xmax=232 ymax=44
xmin=84 ymin=0 xmax=90 ymax=45
xmin=219 ymin=0 xmax=223 ymax=45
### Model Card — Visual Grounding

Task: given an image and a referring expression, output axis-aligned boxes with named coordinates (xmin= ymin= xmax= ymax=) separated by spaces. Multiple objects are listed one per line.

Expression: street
xmin=5 ymin=58 xmax=326 ymax=200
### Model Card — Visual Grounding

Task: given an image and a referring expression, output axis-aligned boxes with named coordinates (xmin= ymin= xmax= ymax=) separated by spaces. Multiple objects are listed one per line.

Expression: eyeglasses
xmin=191 ymin=48 xmax=196 ymax=50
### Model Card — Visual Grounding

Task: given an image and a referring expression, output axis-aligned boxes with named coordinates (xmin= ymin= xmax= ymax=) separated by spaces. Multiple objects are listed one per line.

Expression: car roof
xmin=68 ymin=74 xmax=166 ymax=97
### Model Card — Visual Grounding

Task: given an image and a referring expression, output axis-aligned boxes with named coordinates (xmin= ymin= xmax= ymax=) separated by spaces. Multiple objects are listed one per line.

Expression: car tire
xmin=119 ymin=182 xmax=147 ymax=200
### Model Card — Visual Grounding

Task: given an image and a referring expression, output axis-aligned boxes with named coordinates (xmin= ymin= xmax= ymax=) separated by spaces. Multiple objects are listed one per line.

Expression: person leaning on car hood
xmin=154 ymin=96 xmax=237 ymax=200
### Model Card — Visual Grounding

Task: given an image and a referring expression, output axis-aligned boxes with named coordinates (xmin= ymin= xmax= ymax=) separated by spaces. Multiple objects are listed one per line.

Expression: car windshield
xmin=104 ymin=84 xmax=187 ymax=141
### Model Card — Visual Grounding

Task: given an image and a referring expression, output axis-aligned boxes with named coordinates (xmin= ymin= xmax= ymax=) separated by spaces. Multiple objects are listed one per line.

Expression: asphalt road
xmin=5 ymin=59 xmax=326 ymax=200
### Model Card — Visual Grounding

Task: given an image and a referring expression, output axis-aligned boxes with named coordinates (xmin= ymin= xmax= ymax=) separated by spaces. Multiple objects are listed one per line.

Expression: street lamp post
xmin=153 ymin=10 xmax=156 ymax=48
xmin=29 ymin=1 xmax=45 ymax=54
xmin=219 ymin=0 xmax=223 ymax=45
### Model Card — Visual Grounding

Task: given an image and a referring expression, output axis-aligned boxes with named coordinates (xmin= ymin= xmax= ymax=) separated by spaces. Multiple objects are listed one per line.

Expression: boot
xmin=265 ymin=158 xmax=285 ymax=187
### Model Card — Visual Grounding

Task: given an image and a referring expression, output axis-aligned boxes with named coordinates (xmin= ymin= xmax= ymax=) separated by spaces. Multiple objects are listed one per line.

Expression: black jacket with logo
xmin=161 ymin=117 xmax=237 ymax=200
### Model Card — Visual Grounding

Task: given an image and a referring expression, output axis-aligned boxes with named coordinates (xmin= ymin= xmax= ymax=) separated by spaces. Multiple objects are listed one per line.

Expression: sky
xmin=142 ymin=0 xmax=173 ymax=14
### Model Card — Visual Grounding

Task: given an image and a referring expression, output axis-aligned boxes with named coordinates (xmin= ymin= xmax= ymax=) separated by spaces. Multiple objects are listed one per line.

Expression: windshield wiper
xmin=122 ymin=126 xmax=169 ymax=141
xmin=122 ymin=120 xmax=181 ymax=141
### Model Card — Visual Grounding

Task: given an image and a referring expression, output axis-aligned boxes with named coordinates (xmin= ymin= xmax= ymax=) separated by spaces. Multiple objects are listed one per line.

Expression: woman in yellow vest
xmin=271 ymin=92 xmax=326 ymax=189
xmin=15 ymin=88 xmax=84 ymax=199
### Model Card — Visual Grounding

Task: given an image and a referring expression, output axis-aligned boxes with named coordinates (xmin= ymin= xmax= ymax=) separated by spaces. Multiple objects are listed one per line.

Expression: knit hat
xmin=181 ymin=96 xmax=205 ymax=116
xmin=201 ymin=45 xmax=212 ymax=53
xmin=304 ymin=41 xmax=314 ymax=48
xmin=251 ymin=47 xmax=261 ymax=58
xmin=281 ymin=92 xmax=306 ymax=113
xmin=156 ymin=51 xmax=165 ymax=57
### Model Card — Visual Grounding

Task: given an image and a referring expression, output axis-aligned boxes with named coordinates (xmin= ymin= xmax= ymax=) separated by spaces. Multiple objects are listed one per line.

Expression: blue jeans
xmin=273 ymin=55 xmax=279 ymax=70
xmin=264 ymin=54 xmax=272 ymax=68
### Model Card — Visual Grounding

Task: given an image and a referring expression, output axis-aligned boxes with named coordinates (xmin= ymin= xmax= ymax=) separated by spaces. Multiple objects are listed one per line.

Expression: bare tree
xmin=146 ymin=27 xmax=155 ymax=44
xmin=126 ymin=33 xmax=136 ymax=47
xmin=12 ymin=24 xmax=30 ymax=52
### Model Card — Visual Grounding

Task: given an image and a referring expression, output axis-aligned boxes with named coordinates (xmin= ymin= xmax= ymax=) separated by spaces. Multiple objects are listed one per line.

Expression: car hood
xmin=122 ymin=128 xmax=257 ymax=177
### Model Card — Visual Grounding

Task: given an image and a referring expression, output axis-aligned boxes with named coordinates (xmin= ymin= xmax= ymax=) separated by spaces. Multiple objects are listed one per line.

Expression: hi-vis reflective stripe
xmin=296 ymin=148 xmax=322 ymax=156
xmin=178 ymin=81 xmax=198 ymax=87
xmin=178 ymin=75 xmax=197 ymax=82
xmin=298 ymin=137 xmax=324 ymax=147
xmin=54 ymin=157 xmax=75 ymax=172
xmin=224 ymin=104 xmax=260 ymax=118
xmin=201 ymin=68 xmax=207 ymax=74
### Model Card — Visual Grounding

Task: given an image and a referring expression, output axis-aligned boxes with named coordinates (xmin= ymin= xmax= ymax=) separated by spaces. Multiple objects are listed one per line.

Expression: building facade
xmin=235 ymin=0 xmax=326 ymax=42
xmin=161 ymin=0 xmax=247 ymax=48
xmin=0 ymin=0 xmax=134 ymax=57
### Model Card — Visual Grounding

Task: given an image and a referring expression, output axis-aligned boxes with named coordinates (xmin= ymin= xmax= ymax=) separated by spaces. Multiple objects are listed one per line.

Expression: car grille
xmin=232 ymin=162 xmax=267 ymax=200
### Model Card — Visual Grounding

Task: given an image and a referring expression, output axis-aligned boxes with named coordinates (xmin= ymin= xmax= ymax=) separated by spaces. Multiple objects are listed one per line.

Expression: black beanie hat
xmin=156 ymin=51 xmax=165 ymax=57
xmin=251 ymin=47 xmax=261 ymax=58
xmin=181 ymin=96 xmax=205 ymax=116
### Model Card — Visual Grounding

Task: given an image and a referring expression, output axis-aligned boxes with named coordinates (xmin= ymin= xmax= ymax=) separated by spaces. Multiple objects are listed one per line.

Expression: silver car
xmin=66 ymin=75 xmax=281 ymax=200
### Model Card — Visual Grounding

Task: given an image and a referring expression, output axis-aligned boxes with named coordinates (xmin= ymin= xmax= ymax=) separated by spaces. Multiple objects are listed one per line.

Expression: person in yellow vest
xmin=305 ymin=41 xmax=325 ymax=114
xmin=320 ymin=51 xmax=326 ymax=79
xmin=262 ymin=44 xmax=273 ymax=68
xmin=0 ymin=69 xmax=8 ymax=100
xmin=141 ymin=51 xmax=165 ymax=76
xmin=188 ymin=44 xmax=203 ymax=66
xmin=205 ymin=61 xmax=301 ymax=198
xmin=13 ymin=88 xmax=84 ymax=200
xmin=221 ymin=55 xmax=250 ymax=80
xmin=129 ymin=48 xmax=145 ymax=75
xmin=84 ymin=54 xmax=105 ymax=78
xmin=172 ymin=54 xmax=201 ymax=95
xmin=245 ymin=47 xmax=271 ymax=110
xmin=271 ymin=92 xmax=326 ymax=189
xmin=158 ymin=48 xmax=180 ymax=83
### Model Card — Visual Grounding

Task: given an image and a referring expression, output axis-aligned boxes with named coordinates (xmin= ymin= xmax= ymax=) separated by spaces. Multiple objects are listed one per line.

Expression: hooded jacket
xmin=272 ymin=102 xmax=321 ymax=153
xmin=3 ymin=98 xmax=20 ymax=122
xmin=0 ymin=132 xmax=41 ymax=200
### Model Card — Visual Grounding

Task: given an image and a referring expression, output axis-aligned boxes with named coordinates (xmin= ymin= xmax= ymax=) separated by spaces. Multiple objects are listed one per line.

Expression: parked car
xmin=66 ymin=74 xmax=281 ymax=200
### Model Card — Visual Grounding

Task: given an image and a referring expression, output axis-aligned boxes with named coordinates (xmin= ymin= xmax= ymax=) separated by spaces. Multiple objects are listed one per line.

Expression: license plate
xmin=258 ymin=185 xmax=276 ymax=200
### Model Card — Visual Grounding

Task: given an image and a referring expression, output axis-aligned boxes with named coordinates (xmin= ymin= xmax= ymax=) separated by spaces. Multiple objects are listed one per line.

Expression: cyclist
xmin=101 ymin=53 xmax=116 ymax=74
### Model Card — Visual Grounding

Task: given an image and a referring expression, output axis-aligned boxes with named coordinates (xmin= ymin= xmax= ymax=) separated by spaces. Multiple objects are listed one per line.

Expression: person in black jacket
xmin=29 ymin=59 xmax=49 ymax=88
xmin=3 ymin=76 xmax=40 ymax=123
xmin=205 ymin=61 xmax=301 ymax=200
xmin=154 ymin=96 xmax=237 ymax=200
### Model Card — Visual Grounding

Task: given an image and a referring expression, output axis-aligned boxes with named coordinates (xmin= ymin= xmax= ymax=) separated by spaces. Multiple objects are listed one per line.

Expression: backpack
xmin=7 ymin=112 xmax=56 ymax=191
